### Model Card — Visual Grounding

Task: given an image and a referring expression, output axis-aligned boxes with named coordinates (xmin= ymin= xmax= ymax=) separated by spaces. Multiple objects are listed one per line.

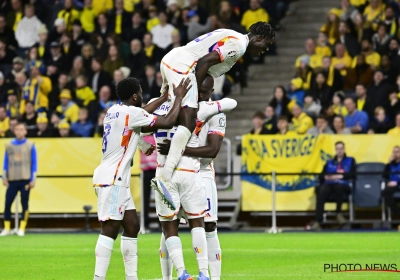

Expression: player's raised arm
xmin=151 ymin=78 xmax=192 ymax=129
xmin=195 ymin=51 xmax=221 ymax=91
xmin=142 ymin=85 xmax=169 ymax=113
xmin=159 ymin=133 xmax=223 ymax=158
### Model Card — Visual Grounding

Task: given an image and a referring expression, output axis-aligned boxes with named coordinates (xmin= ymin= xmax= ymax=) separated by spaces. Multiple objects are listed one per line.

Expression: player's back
xmin=93 ymin=104 xmax=156 ymax=187
xmin=162 ymin=29 xmax=248 ymax=78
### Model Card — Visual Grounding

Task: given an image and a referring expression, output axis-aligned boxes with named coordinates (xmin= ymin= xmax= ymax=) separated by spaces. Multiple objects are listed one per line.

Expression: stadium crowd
xmin=0 ymin=0 xmax=287 ymax=138
xmin=251 ymin=0 xmax=400 ymax=137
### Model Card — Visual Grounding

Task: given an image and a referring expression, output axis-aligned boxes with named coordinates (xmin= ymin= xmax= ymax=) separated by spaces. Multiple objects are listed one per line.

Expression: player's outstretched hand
xmin=157 ymin=140 xmax=171 ymax=156
xmin=145 ymin=144 xmax=156 ymax=156
xmin=173 ymin=77 xmax=192 ymax=99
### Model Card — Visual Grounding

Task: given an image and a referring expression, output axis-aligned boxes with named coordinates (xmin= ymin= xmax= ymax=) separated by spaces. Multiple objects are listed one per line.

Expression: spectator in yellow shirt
xmin=92 ymin=0 xmax=113 ymax=16
xmin=290 ymin=104 xmax=314 ymax=134
xmin=75 ymin=75 xmax=96 ymax=107
xmin=352 ymin=39 xmax=381 ymax=70
xmin=57 ymin=119 xmax=73 ymax=137
xmin=241 ymin=0 xmax=269 ymax=31
xmin=57 ymin=0 xmax=80 ymax=32
xmin=276 ymin=116 xmax=297 ymax=136
xmin=20 ymin=61 xmax=52 ymax=114
xmin=388 ymin=113 xmax=400 ymax=135
xmin=295 ymin=38 xmax=323 ymax=69
xmin=0 ymin=106 xmax=10 ymax=137
xmin=56 ymin=89 xmax=80 ymax=123
xmin=363 ymin=0 xmax=385 ymax=30
xmin=7 ymin=0 xmax=23 ymax=32
xmin=146 ymin=5 xmax=160 ymax=31
xmin=320 ymin=12 xmax=340 ymax=46
xmin=350 ymin=0 xmax=367 ymax=8
xmin=331 ymin=43 xmax=352 ymax=76
xmin=315 ymin=33 xmax=332 ymax=57
xmin=80 ymin=0 xmax=96 ymax=33
xmin=124 ymin=0 xmax=140 ymax=12
xmin=6 ymin=89 xmax=20 ymax=119
xmin=331 ymin=91 xmax=348 ymax=117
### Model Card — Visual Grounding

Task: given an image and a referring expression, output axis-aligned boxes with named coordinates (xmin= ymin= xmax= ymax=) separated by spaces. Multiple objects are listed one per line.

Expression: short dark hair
xmin=25 ymin=100 xmax=35 ymax=107
xmin=253 ymin=111 xmax=265 ymax=119
xmin=277 ymin=115 xmax=288 ymax=122
xmin=317 ymin=114 xmax=328 ymax=121
xmin=335 ymin=141 xmax=345 ymax=147
xmin=249 ymin=22 xmax=275 ymax=40
xmin=116 ymin=78 xmax=141 ymax=101
xmin=333 ymin=114 xmax=345 ymax=123
xmin=16 ymin=122 xmax=27 ymax=129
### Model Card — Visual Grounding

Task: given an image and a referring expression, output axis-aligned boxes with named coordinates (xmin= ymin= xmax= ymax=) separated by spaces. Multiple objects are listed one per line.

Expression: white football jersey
xmin=150 ymin=99 xmax=199 ymax=171
xmin=198 ymin=113 xmax=226 ymax=171
xmin=149 ymin=99 xmax=228 ymax=171
xmin=162 ymin=29 xmax=249 ymax=78
xmin=93 ymin=104 xmax=157 ymax=187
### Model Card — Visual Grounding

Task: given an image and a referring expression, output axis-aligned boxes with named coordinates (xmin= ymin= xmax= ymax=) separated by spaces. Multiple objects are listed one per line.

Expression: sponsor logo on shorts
xmin=160 ymin=250 xmax=166 ymax=258
xmin=194 ymin=247 xmax=203 ymax=254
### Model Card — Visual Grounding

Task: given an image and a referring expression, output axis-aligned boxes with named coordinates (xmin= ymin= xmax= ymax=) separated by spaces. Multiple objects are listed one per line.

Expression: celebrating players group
xmin=92 ymin=22 xmax=275 ymax=280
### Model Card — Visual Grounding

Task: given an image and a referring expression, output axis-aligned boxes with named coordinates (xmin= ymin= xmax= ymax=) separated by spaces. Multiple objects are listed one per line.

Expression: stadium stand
xmin=241 ymin=0 xmax=400 ymax=138
xmin=0 ymin=0 xmax=287 ymax=139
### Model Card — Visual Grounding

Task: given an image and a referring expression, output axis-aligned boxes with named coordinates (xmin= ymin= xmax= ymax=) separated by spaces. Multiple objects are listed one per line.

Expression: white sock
xmin=121 ymin=236 xmax=138 ymax=280
xmin=162 ymin=125 xmax=191 ymax=180
xmin=165 ymin=236 xmax=185 ymax=277
xmin=94 ymin=235 xmax=114 ymax=279
xmin=197 ymin=98 xmax=238 ymax=121
xmin=191 ymin=227 xmax=209 ymax=277
xmin=160 ymin=233 xmax=173 ymax=280
xmin=206 ymin=230 xmax=221 ymax=280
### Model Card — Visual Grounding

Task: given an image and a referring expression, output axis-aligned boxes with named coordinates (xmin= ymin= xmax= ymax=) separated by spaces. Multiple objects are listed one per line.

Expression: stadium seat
xmin=315 ymin=183 xmax=354 ymax=223
xmin=382 ymin=184 xmax=400 ymax=223
xmin=353 ymin=163 xmax=385 ymax=220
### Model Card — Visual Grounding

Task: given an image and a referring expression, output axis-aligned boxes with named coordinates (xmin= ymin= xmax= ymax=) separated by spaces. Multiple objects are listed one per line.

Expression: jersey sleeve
xmin=214 ymin=38 xmax=245 ymax=63
xmin=207 ymin=113 xmax=226 ymax=137
xmin=128 ymin=108 xmax=157 ymax=129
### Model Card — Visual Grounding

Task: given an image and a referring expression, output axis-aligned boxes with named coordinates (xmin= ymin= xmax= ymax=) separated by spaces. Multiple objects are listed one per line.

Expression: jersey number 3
xmin=102 ymin=124 xmax=111 ymax=153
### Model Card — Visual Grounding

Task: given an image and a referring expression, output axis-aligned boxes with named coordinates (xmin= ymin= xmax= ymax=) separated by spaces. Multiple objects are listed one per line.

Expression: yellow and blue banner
xmin=0 ymin=139 xmax=141 ymax=213
xmin=241 ymin=135 xmax=399 ymax=211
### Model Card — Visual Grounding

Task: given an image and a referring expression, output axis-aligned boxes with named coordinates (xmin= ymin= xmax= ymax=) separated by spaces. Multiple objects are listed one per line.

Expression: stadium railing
xmin=212 ymin=169 xmax=400 ymax=231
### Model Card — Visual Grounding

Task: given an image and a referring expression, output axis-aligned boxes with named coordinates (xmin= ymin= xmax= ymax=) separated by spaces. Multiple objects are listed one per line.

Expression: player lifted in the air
xmin=92 ymin=77 xmax=191 ymax=280
xmin=148 ymin=75 xmax=237 ymax=280
xmin=158 ymin=75 xmax=227 ymax=280
xmin=154 ymin=22 xmax=275 ymax=210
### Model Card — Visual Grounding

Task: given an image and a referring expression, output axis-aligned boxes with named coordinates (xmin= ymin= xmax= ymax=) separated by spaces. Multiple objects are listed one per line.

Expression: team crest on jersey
xmin=227 ymin=50 xmax=238 ymax=59
xmin=219 ymin=118 xmax=226 ymax=127
xmin=141 ymin=110 xmax=149 ymax=117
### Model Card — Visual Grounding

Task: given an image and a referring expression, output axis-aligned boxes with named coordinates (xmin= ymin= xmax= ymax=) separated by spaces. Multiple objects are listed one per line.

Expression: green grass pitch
xmin=1 ymin=232 xmax=400 ymax=279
